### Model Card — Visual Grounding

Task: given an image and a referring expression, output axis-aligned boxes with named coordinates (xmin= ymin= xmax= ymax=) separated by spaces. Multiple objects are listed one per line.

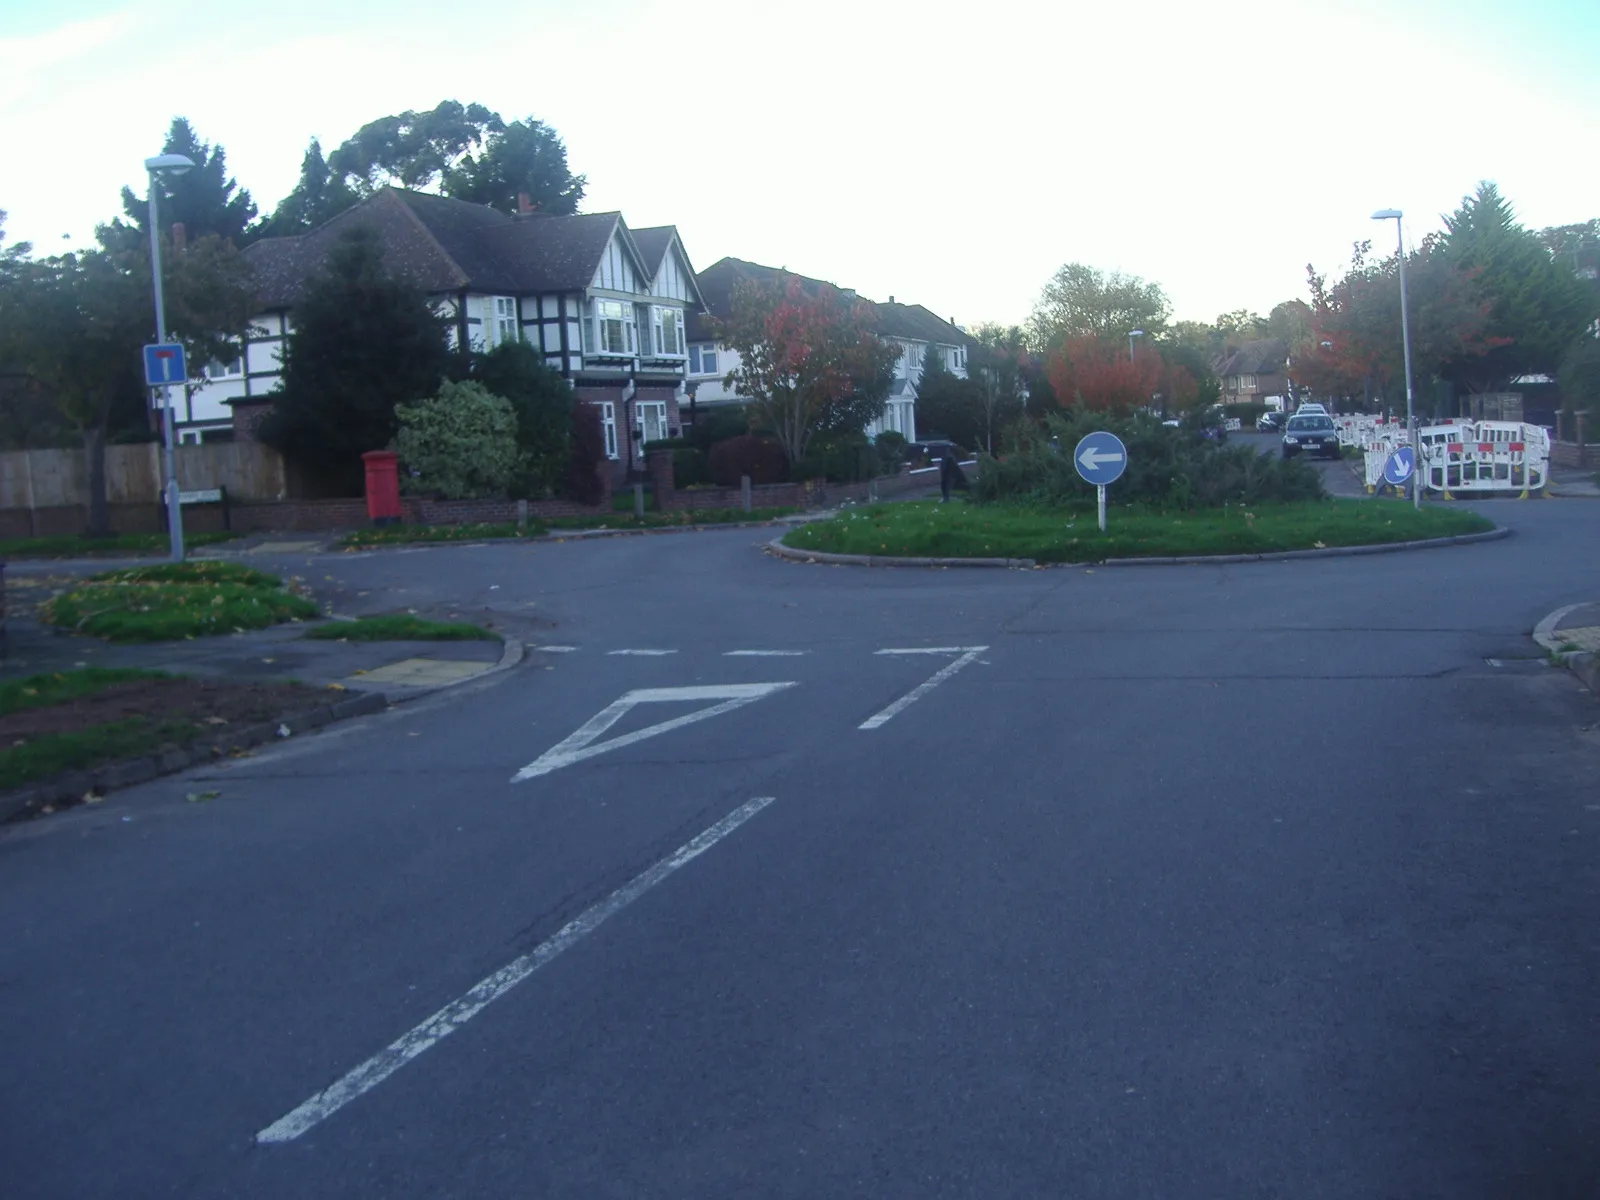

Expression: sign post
xmin=142 ymin=342 xmax=189 ymax=562
xmin=1073 ymin=431 xmax=1128 ymax=532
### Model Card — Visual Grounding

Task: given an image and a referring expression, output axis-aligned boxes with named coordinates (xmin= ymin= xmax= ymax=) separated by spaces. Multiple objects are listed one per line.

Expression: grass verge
xmin=337 ymin=507 xmax=800 ymax=547
xmin=303 ymin=614 xmax=500 ymax=641
xmin=39 ymin=560 xmax=318 ymax=641
xmin=545 ymin=506 xmax=798 ymax=531
xmin=780 ymin=499 xmax=1496 ymax=563
xmin=1 ymin=668 xmax=171 ymax=716
xmin=0 ymin=532 xmax=238 ymax=560
xmin=339 ymin=521 xmax=546 ymax=548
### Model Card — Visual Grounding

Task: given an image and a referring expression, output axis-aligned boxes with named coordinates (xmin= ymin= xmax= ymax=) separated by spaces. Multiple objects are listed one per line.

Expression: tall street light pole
xmin=1128 ymin=329 xmax=1144 ymax=363
xmin=1372 ymin=208 xmax=1420 ymax=510
xmin=146 ymin=153 xmax=195 ymax=561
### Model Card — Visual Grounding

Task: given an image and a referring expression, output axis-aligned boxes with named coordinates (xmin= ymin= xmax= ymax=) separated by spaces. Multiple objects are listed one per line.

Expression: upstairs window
xmin=596 ymin=299 xmax=635 ymax=355
xmin=204 ymin=356 xmax=243 ymax=381
xmin=690 ymin=345 xmax=718 ymax=375
xmin=489 ymin=296 xmax=518 ymax=346
xmin=653 ymin=307 xmax=684 ymax=357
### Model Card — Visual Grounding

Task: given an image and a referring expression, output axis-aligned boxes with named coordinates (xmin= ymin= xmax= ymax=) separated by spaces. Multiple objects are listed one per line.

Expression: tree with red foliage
xmin=1046 ymin=334 xmax=1196 ymax=413
xmin=1299 ymin=237 xmax=1500 ymax=410
xmin=713 ymin=275 xmax=899 ymax=467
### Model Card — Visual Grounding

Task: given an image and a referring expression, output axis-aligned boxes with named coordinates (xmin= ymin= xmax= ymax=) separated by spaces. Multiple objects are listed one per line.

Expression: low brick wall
xmin=1551 ymin=440 xmax=1593 ymax=469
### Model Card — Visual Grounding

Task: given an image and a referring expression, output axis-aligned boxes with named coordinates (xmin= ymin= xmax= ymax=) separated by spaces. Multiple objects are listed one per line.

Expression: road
xmin=4 ymin=498 xmax=1600 ymax=1197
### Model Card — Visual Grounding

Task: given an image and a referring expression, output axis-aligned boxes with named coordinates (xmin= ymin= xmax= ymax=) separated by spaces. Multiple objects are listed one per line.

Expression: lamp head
xmin=1130 ymin=329 xmax=1145 ymax=337
xmin=1371 ymin=208 xmax=1402 ymax=221
xmin=145 ymin=154 xmax=195 ymax=177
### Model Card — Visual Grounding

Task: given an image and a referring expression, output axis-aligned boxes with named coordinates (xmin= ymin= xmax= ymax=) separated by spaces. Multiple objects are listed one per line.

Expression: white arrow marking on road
xmin=512 ymin=683 xmax=796 ymax=780
xmin=256 ymin=796 xmax=777 ymax=1144
xmin=1078 ymin=446 xmax=1125 ymax=472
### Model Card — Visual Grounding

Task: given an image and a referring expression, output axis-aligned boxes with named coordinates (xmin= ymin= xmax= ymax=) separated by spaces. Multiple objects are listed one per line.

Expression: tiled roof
xmin=687 ymin=256 xmax=971 ymax=347
xmin=243 ymin=188 xmax=633 ymax=306
xmin=1216 ymin=338 xmax=1289 ymax=377
xmin=631 ymin=226 xmax=676 ymax=278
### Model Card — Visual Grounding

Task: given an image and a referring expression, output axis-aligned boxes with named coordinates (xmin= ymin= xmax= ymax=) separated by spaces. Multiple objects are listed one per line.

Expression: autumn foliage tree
xmin=713 ymin=276 xmax=898 ymax=467
xmin=1045 ymin=335 xmax=1196 ymax=414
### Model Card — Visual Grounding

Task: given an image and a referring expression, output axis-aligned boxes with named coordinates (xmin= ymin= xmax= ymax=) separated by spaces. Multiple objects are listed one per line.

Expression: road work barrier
xmin=1361 ymin=421 xmax=1550 ymax=497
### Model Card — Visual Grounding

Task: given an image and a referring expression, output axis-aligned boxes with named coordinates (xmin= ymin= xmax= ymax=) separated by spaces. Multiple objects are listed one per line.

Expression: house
xmin=683 ymin=257 xmax=973 ymax=444
xmin=200 ymin=188 xmax=705 ymax=479
xmin=1215 ymin=338 xmax=1290 ymax=411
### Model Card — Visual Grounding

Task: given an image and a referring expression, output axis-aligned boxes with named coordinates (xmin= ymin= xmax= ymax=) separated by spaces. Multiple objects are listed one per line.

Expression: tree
xmin=3 ymin=231 xmax=253 ymax=532
xmin=329 ymin=100 xmax=505 ymax=195
xmin=1438 ymin=182 xmax=1596 ymax=391
xmin=712 ymin=275 xmax=899 ymax=467
xmin=257 ymin=139 xmax=360 ymax=237
xmin=469 ymin=339 xmax=574 ymax=496
xmin=395 ymin=380 xmax=521 ymax=499
xmin=1300 ymin=237 xmax=1497 ymax=414
xmin=109 ymin=118 xmax=258 ymax=249
xmin=445 ymin=118 xmax=586 ymax=216
xmin=1045 ymin=335 xmax=1166 ymax=413
xmin=257 ymin=227 xmax=453 ymax=489
xmin=1027 ymin=263 xmax=1171 ymax=351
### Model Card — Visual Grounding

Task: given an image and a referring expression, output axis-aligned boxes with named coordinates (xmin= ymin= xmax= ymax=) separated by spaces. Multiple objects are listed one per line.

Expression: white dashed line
xmin=860 ymin=646 xmax=988 ymax=730
xmin=606 ymin=649 xmax=678 ymax=656
xmin=875 ymin=646 xmax=974 ymax=655
xmin=724 ymin=650 xmax=808 ymax=657
xmin=528 ymin=644 xmax=579 ymax=653
xmin=256 ymin=797 xmax=778 ymax=1145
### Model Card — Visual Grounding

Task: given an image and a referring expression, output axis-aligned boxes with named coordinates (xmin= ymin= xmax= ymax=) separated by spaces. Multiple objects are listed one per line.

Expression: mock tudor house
xmin=1215 ymin=338 xmax=1291 ymax=411
xmin=200 ymin=187 xmax=704 ymax=480
xmin=684 ymin=257 xmax=973 ymax=445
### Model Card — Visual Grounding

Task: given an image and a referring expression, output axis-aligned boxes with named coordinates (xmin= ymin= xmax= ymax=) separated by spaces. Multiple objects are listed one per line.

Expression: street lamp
xmin=1371 ymin=207 xmax=1420 ymax=509
xmin=146 ymin=153 xmax=195 ymax=561
xmin=1129 ymin=329 xmax=1144 ymax=362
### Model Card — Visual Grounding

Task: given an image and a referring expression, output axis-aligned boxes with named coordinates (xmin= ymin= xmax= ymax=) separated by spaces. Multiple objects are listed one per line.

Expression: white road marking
xmin=607 ymin=649 xmax=678 ymax=656
xmin=859 ymin=646 xmax=988 ymax=730
xmin=512 ymin=683 xmax=796 ymax=781
xmin=724 ymin=650 xmax=808 ymax=657
xmin=875 ymin=646 xmax=976 ymax=655
xmin=256 ymin=797 xmax=777 ymax=1145
xmin=530 ymin=644 xmax=579 ymax=653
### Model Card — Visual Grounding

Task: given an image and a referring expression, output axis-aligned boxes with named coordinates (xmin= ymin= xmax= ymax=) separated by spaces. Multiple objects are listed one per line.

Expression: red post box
xmin=362 ymin=450 xmax=403 ymax=524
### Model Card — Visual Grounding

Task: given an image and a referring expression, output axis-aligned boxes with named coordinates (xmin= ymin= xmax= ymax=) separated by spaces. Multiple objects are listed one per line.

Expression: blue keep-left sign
xmin=1383 ymin=446 xmax=1415 ymax=485
xmin=1073 ymin=431 xmax=1128 ymax=486
xmin=142 ymin=342 xmax=187 ymax=387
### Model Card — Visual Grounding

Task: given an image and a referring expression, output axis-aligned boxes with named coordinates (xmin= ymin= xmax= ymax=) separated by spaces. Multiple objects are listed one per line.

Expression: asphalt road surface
xmin=5 ymin=498 xmax=1600 ymax=1198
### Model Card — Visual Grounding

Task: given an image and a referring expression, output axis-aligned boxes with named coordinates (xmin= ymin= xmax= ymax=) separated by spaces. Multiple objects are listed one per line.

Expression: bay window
xmin=595 ymin=299 xmax=636 ymax=355
xmin=652 ymin=306 xmax=685 ymax=357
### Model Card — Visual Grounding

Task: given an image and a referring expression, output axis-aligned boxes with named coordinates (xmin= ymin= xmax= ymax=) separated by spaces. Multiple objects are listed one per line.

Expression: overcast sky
xmin=2 ymin=0 xmax=1596 ymax=327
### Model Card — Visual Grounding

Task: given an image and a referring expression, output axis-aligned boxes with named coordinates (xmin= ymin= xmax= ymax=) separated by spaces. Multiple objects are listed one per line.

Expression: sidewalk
xmin=1534 ymin=602 xmax=1600 ymax=699
xmin=1547 ymin=465 xmax=1600 ymax=499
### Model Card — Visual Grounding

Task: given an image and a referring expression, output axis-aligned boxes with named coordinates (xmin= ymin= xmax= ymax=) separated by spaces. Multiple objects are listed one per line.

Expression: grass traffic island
xmin=335 ymin=507 xmax=800 ymax=548
xmin=0 ymin=532 xmax=239 ymax=560
xmin=0 ymin=667 xmax=326 ymax=798
xmin=304 ymin=614 xmax=500 ymax=642
xmin=780 ymin=499 xmax=1497 ymax=564
xmin=39 ymin=561 xmax=319 ymax=642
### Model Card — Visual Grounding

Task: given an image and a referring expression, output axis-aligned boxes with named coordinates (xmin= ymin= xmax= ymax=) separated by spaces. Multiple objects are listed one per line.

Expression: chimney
xmin=517 ymin=192 xmax=534 ymax=215
xmin=171 ymin=222 xmax=187 ymax=252
xmin=888 ymin=295 xmax=895 ymax=304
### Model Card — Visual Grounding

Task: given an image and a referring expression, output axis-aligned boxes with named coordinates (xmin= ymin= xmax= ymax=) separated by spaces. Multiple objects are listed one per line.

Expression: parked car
xmin=1282 ymin=413 xmax=1341 ymax=460
xmin=1257 ymin=411 xmax=1285 ymax=432
xmin=1294 ymin=403 xmax=1329 ymax=416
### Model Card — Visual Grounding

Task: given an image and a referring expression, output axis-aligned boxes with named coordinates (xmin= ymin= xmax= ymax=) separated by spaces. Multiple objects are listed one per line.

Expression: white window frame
xmin=635 ymin=400 xmax=668 ymax=445
xmin=489 ymin=296 xmax=518 ymax=347
xmin=595 ymin=299 xmax=635 ymax=356
xmin=690 ymin=344 xmax=717 ymax=376
xmin=204 ymin=355 xmax=243 ymax=381
xmin=600 ymin=401 xmax=619 ymax=459
xmin=652 ymin=306 xmax=685 ymax=358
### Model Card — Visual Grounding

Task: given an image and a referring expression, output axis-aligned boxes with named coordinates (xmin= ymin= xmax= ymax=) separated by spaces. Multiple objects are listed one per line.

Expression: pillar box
xmin=362 ymin=450 xmax=402 ymax=524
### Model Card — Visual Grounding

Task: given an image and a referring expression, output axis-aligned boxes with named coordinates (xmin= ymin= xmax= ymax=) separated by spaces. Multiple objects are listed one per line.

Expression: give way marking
xmin=859 ymin=646 xmax=988 ymax=730
xmin=512 ymin=683 xmax=796 ymax=781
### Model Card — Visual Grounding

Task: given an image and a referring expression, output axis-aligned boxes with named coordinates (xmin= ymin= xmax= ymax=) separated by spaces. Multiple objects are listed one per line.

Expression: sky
xmin=2 ymin=0 xmax=1596 ymax=328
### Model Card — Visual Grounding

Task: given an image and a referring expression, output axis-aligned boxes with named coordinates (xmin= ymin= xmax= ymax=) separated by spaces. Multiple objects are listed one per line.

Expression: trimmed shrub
xmin=685 ymin=405 xmax=752 ymax=452
xmin=709 ymin=434 xmax=788 ymax=486
xmin=873 ymin=430 xmax=907 ymax=474
xmin=973 ymin=409 xmax=1324 ymax=509
xmin=395 ymin=380 xmax=522 ymax=500
xmin=672 ymin=447 xmax=710 ymax=487
xmin=564 ymin=405 xmax=607 ymax=505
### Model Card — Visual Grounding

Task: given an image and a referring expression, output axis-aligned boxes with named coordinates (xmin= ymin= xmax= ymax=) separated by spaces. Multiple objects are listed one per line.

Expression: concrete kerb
xmin=766 ymin=525 xmax=1509 ymax=570
xmin=1533 ymin=603 xmax=1600 ymax=700
xmin=0 ymin=632 xmax=526 ymax=825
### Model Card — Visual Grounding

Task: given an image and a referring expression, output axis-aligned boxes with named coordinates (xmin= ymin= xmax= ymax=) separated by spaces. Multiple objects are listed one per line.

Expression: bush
xmin=671 ymin=447 xmax=710 ymax=487
xmin=794 ymin=435 xmax=878 ymax=482
xmin=708 ymin=434 xmax=788 ymax=486
xmin=973 ymin=409 xmax=1324 ymax=509
xmin=686 ymin=406 xmax=753 ymax=451
xmin=873 ymin=430 xmax=907 ymax=474
xmin=564 ymin=405 xmax=607 ymax=504
xmin=395 ymin=380 xmax=522 ymax=499
xmin=470 ymin=340 xmax=573 ymax=498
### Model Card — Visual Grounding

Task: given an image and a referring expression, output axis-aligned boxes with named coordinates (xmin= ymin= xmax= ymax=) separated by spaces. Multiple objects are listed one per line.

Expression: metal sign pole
xmin=1098 ymin=485 xmax=1107 ymax=532
xmin=147 ymin=176 xmax=185 ymax=563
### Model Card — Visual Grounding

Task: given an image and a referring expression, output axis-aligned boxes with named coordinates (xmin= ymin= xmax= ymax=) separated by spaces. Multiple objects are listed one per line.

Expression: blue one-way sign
xmin=1383 ymin=445 xmax=1415 ymax=486
xmin=142 ymin=343 xmax=188 ymax=387
xmin=1073 ymin=431 xmax=1128 ymax=486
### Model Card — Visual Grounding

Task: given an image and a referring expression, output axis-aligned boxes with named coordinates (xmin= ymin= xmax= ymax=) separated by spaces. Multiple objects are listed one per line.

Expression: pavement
xmin=3 ymin=494 xmax=1600 ymax=1197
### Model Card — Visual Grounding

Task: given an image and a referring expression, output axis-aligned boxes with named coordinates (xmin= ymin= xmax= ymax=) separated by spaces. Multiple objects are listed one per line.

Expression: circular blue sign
xmin=1383 ymin=446 xmax=1415 ymax=485
xmin=1073 ymin=431 xmax=1128 ymax=486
